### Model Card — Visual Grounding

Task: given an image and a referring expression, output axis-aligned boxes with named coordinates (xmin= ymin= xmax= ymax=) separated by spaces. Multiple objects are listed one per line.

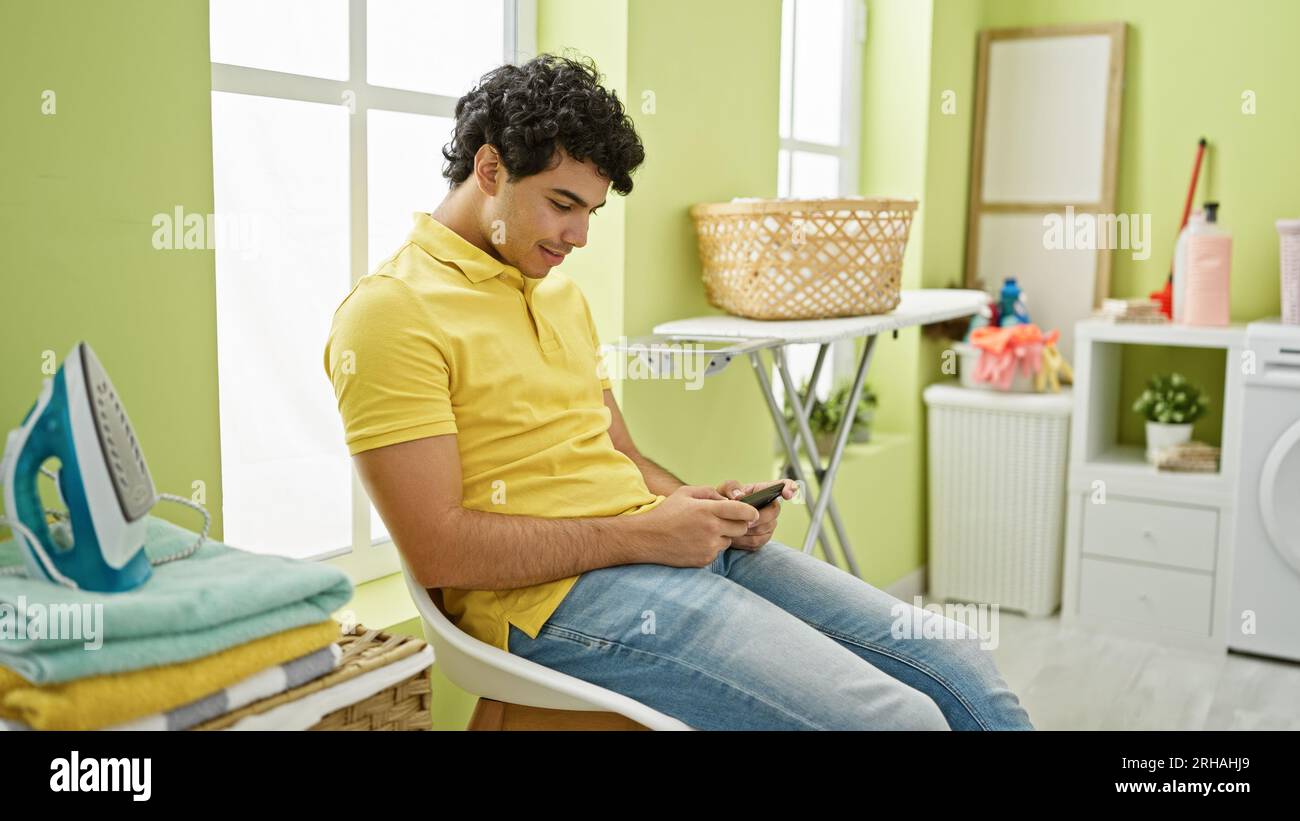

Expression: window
xmin=776 ymin=0 xmax=866 ymax=409
xmin=209 ymin=0 xmax=536 ymax=582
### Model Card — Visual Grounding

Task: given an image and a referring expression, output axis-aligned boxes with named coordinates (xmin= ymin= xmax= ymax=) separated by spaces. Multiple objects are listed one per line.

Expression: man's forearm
xmin=421 ymin=506 xmax=655 ymax=590
xmin=627 ymin=451 xmax=687 ymax=496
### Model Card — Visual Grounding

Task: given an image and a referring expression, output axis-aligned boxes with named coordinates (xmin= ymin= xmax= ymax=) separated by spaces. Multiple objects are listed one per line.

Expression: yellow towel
xmin=0 ymin=619 xmax=340 ymax=731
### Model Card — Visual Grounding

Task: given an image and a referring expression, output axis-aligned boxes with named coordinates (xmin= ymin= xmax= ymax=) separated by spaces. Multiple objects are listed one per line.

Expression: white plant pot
xmin=1145 ymin=421 xmax=1193 ymax=462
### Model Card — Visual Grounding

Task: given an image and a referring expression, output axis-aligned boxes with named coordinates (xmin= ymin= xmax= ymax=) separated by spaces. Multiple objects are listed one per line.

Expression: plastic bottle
xmin=998 ymin=277 xmax=1030 ymax=326
xmin=1184 ymin=201 xmax=1232 ymax=326
xmin=1172 ymin=208 xmax=1204 ymax=323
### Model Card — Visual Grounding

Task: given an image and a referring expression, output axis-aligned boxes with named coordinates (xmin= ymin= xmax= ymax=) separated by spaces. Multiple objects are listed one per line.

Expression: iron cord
xmin=0 ymin=483 xmax=210 ymax=587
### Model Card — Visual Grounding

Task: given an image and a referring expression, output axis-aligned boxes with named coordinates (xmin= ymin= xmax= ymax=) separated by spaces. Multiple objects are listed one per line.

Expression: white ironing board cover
xmin=653 ymin=289 xmax=988 ymax=345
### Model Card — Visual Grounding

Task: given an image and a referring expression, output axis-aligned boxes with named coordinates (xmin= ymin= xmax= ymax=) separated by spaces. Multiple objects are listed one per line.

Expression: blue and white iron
xmin=2 ymin=342 xmax=165 ymax=592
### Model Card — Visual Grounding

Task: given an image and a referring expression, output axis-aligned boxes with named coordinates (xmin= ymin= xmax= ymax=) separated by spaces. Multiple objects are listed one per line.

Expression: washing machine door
xmin=1260 ymin=417 xmax=1300 ymax=574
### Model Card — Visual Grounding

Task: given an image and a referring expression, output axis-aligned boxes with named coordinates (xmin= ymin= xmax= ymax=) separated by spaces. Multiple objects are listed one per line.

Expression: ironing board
xmin=643 ymin=289 xmax=988 ymax=577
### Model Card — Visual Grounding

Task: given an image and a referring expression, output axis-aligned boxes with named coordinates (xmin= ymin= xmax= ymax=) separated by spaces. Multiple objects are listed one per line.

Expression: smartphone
xmin=737 ymin=482 xmax=786 ymax=509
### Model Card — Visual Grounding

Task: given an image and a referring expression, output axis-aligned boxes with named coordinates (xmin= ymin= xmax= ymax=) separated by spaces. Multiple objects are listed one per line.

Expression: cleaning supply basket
xmin=689 ymin=197 xmax=918 ymax=320
xmin=954 ymin=341 xmax=1037 ymax=393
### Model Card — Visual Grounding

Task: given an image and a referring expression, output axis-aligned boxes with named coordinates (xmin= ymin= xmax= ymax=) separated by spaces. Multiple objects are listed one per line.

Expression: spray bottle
xmin=998 ymin=277 xmax=1031 ymax=327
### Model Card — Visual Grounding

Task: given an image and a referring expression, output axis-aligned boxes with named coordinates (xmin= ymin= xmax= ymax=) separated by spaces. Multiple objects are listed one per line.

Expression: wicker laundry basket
xmin=191 ymin=625 xmax=432 ymax=731
xmin=1278 ymin=218 xmax=1300 ymax=324
xmin=689 ymin=197 xmax=918 ymax=320
xmin=923 ymin=384 xmax=1072 ymax=617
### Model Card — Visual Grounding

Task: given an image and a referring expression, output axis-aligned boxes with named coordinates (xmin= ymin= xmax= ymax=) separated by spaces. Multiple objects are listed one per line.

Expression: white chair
xmin=400 ymin=561 xmax=692 ymax=730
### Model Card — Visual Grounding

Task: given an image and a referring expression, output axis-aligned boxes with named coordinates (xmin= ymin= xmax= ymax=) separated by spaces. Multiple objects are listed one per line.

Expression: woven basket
xmin=689 ymin=197 xmax=918 ymax=320
xmin=924 ymin=385 xmax=1071 ymax=617
xmin=191 ymin=624 xmax=432 ymax=731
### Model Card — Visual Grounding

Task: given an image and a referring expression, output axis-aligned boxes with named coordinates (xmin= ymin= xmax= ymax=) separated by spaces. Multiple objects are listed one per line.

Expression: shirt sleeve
xmin=576 ymin=287 xmax=613 ymax=392
xmin=323 ymin=274 xmax=458 ymax=455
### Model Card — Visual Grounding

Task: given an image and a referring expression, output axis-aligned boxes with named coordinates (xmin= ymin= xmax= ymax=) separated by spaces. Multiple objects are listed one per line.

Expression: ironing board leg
xmin=777 ymin=343 xmax=828 ymax=474
xmin=749 ymin=352 xmax=842 ymax=568
xmin=772 ymin=346 xmax=857 ymax=572
xmin=797 ymin=344 xmax=830 ymax=425
xmin=798 ymin=335 xmax=878 ymax=572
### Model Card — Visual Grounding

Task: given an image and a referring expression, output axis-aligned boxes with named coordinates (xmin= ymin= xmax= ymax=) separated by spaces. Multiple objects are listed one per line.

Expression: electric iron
xmin=0 ymin=341 xmax=207 ymax=592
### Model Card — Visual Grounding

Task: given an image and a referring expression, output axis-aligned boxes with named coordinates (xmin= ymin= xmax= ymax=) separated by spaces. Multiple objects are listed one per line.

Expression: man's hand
xmin=636 ymin=485 xmax=760 ymax=567
xmin=715 ymin=479 xmax=799 ymax=549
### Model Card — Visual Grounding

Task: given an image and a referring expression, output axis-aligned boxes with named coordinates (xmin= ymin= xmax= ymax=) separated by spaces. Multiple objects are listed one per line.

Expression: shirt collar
xmin=407 ymin=211 xmax=527 ymax=287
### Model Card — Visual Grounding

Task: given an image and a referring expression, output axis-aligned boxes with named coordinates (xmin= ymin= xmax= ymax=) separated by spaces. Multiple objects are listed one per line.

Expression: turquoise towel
xmin=0 ymin=515 xmax=353 ymax=685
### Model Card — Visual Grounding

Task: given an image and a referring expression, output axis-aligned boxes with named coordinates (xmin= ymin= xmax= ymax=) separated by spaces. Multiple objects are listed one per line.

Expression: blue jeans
xmin=507 ymin=539 xmax=1034 ymax=730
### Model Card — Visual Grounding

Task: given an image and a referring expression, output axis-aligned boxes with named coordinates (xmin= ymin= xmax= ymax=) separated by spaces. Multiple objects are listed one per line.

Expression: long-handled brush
xmin=1149 ymin=137 xmax=1207 ymax=317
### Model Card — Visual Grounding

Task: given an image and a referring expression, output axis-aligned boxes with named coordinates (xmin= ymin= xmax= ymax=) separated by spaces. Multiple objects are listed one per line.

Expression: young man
xmin=324 ymin=54 xmax=1033 ymax=730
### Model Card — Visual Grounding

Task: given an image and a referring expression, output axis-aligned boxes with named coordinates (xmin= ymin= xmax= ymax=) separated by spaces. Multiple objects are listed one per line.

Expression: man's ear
xmin=473 ymin=144 xmax=502 ymax=197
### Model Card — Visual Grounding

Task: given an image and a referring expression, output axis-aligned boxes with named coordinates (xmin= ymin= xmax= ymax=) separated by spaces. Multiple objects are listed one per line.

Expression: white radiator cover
xmin=923 ymin=383 xmax=1073 ymax=617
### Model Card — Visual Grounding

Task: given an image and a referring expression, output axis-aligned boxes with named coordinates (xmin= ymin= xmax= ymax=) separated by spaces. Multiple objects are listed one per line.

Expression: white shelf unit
xmin=1061 ymin=319 xmax=1248 ymax=652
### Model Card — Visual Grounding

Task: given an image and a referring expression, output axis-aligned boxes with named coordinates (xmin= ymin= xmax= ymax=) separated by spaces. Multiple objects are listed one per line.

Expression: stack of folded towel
xmin=1096 ymin=298 xmax=1168 ymax=324
xmin=0 ymin=515 xmax=353 ymax=731
xmin=1152 ymin=440 xmax=1221 ymax=473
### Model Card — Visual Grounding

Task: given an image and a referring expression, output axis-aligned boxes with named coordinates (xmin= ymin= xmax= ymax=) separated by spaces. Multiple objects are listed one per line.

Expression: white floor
xmin=919 ymin=596 xmax=1300 ymax=730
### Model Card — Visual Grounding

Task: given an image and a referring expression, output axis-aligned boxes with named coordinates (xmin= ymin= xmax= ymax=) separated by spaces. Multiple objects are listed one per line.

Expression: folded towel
xmin=109 ymin=644 xmax=341 ymax=731
xmin=0 ymin=516 xmax=353 ymax=684
xmin=0 ymin=619 xmax=340 ymax=730
xmin=0 ymin=640 xmax=341 ymax=731
xmin=224 ymin=644 xmax=434 ymax=730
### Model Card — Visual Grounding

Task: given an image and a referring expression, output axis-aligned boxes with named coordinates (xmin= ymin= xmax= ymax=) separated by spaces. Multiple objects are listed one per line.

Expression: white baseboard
xmin=885 ymin=564 xmax=928 ymax=601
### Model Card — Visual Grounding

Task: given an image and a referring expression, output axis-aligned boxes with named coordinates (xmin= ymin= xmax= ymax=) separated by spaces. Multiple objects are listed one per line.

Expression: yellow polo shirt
xmin=323 ymin=212 xmax=665 ymax=653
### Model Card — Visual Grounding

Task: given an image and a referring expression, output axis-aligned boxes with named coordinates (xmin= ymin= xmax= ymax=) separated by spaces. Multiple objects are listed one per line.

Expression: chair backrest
xmin=427 ymin=585 xmax=450 ymax=619
xmin=399 ymin=561 xmax=691 ymax=730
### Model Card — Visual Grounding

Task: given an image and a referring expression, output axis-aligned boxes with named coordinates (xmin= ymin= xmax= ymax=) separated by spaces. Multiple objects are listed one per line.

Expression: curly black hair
xmin=442 ymin=53 xmax=645 ymax=196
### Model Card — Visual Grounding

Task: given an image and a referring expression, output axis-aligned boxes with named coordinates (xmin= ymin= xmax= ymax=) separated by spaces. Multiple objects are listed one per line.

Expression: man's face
xmin=488 ymin=149 xmax=610 ymax=278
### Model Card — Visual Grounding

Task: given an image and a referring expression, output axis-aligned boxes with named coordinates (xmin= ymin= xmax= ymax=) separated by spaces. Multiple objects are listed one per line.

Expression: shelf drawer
xmin=1078 ymin=556 xmax=1213 ymax=636
xmin=1081 ymin=496 xmax=1217 ymax=572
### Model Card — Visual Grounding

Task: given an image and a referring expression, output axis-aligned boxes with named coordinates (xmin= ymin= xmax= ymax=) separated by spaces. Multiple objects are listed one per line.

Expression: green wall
xmin=619 ymin=0 xmax=783 ymax=492
xmin=0 ymin=0 xmax=224 ymax=539
xmin=850 ymin=0 xmax=940 ymax=583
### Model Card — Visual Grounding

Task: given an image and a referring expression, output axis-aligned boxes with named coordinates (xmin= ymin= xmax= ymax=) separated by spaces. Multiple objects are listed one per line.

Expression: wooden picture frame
xmin=964 ymin=22 xmax=1127 ymax=361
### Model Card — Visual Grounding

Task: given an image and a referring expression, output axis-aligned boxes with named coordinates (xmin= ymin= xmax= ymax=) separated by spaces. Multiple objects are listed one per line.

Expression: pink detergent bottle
xmin=1184 ymin=201 xmax=1231 ymax=326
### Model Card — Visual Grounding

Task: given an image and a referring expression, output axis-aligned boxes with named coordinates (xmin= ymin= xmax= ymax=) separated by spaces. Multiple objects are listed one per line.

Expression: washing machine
xmin=1230 ymin=320 xmax=1300 ymax=662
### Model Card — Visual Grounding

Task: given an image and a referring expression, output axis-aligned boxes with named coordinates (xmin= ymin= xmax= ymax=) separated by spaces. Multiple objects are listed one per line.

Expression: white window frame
xmin=776 ymin=0 xmax=867 ymax=409
xmin=210 ymin=0 xmax=536 ymax=583
xmin=778 ymin=0 xmax=865 ymax=199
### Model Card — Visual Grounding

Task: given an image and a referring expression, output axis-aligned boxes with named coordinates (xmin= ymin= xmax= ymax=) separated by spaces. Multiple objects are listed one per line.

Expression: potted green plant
xmin=783 ymin=379 xmax=878 ymax=453
xmin=1132 ymin=372 xmax=1209 ymax=461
